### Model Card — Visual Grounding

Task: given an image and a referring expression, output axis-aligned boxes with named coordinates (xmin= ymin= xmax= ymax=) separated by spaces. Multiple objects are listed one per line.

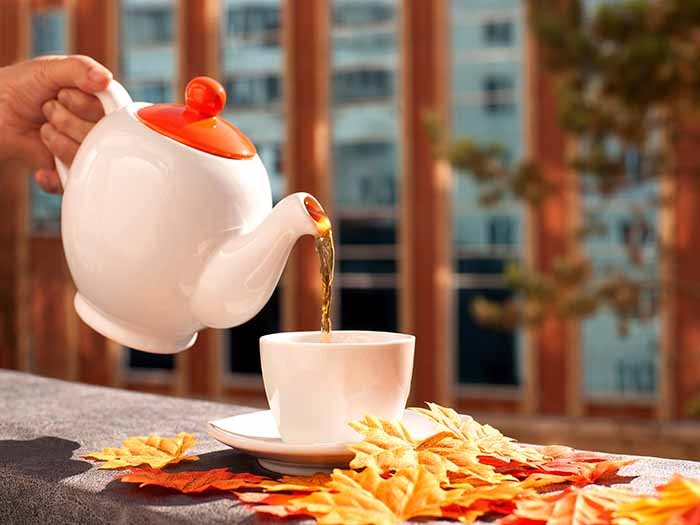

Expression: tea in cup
xmin=260 ymin=330 xmax=415 ymax=444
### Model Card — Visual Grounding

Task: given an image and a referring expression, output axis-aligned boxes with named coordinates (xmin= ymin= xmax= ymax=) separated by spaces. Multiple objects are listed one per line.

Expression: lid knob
xmin=185 ymin=76 xmax=226 ymax=118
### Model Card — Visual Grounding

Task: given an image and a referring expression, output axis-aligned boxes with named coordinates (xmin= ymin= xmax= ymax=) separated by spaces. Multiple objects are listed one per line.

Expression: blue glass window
xmin=29 ymin=9 xmax=66 ymax=231
xmin=451 ymin=0 xmax=524 ymax=386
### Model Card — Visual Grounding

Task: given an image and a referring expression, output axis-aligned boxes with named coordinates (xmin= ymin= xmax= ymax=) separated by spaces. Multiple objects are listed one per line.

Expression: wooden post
xmin=176 ymin=0 xmax=223 ymax=398
xmin=525 ymin=4 xmax=578 ymax=416
xmin=400 ymin=0 xmax=451 ymax=406
xmin=68 ymin=0 xmax=120 ymax=385
xmin=669 ymin=120 xmax=700 ymax=419
xmin=0 ymin=1 xmax=30 ymax=371
xmin=281 ymin=0 xmax=331 ymax=332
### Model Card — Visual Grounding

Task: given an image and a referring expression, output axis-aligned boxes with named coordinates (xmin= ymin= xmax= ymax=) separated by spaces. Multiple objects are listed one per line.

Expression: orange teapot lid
xmin=136 ymin=77 xmax=256 ymax=160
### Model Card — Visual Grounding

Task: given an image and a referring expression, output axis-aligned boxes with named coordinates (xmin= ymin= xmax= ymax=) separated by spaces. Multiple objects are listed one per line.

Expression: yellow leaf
xmin=261 ymin=473 xmax=332 ymax=493
xmin=82 ymin=432 xmax=199 ymax=469
xmin=419 ymin=434 xmax=516 ymax=486
xmin=412 ymin=402 xmax=545 ymax=465
xmin=292 ymin=467 xmax=455 ymax=525
xmin=614 ymin=475 xmax=700 ymax=525
xmin=348 ymin=415 xmax=505 ymax=485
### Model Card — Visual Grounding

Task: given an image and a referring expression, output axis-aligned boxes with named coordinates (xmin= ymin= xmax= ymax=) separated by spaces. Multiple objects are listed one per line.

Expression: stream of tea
xmin=315 ymin=229 xmax=335 ymax=343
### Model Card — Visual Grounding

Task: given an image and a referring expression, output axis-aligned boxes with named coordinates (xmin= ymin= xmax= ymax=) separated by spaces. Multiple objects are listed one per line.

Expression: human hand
xmin=0 ymin=55 xmax=112 ymax=193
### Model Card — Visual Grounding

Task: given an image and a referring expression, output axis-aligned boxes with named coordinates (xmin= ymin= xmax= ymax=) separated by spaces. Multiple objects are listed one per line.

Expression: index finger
xmin=36 ymin=55 xmax=112 ymax=94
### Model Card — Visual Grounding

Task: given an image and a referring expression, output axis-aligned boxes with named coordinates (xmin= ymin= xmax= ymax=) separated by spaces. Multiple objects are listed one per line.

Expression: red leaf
xmin=117 ymin=468 xmax=268 ymax=493
xmin=235 ymin=491 xmax=310 ymax=517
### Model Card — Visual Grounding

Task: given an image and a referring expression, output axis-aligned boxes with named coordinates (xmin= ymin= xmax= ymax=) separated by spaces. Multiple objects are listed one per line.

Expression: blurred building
xmin=27 ymin=0 xmax=660 ymax=400
xmin=9 ymin=0 xmax=700 ymax=457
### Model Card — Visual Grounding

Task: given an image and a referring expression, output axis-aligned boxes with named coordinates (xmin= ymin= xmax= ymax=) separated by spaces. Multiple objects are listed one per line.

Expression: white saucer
xmin=208 ymin=409 xmax=469 ymax=475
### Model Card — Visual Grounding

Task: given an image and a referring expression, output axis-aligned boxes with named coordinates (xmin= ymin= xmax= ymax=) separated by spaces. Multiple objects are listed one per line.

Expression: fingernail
xmin=88 ymin=67 xmax=110 ymax=85
xmin=42 ymin=101 xmax=54 ymax=118
xmin=40 ymin=123 xmax=55 ymax=141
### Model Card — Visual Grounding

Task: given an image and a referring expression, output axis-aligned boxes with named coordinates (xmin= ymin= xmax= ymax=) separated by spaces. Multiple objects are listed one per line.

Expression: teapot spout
xmin=191 ymin=192 xmax=328 ymax=328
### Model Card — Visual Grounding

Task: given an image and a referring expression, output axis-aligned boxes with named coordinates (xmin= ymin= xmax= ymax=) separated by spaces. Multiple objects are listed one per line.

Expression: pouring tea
xmin=56 ymin=76 xmax=333 ymax=353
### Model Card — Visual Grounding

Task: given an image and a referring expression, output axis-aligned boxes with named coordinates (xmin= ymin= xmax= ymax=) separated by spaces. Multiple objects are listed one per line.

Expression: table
xmin=2 ymin=370 xmax=700 ymax=524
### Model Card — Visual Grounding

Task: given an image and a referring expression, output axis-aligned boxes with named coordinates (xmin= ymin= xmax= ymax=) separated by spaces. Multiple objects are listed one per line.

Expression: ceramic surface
xmin=55 ymin=80 xmax=323 ymax=353
xmin=260 ymin=331 xmax=415 ymax=444
xmin=208 ymin=408 xmax=466 ymax=475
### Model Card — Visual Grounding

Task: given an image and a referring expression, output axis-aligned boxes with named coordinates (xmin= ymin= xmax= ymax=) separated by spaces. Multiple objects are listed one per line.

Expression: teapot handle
xmin=55 ymin=80 xmax=133 ymax=188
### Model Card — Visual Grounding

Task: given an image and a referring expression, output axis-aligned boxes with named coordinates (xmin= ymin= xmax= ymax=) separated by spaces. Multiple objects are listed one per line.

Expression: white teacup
xmin=260 ymin=330 xmax=415 ymax=444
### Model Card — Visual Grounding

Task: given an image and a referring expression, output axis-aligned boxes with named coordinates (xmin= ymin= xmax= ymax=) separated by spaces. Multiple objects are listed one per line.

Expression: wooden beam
xmin=400 ymin=0 xmax=451 ymax=406
xmin=669 ymin=119 xmax=700 ymax=420
xmin=177 ymin=0 xmax=220 ymax=100
xmin=281 ymin=0 xmax=331 ymax=332
xmin=70 ymin=0 xmax=120 ymax=385
xmin=176 ymin=0 xmax=223 ymax=398
xmin=0 ymin=1 xmax=30 ymax=371
xmin=525 ymin=3 xmax=578 ymax=416
xmin=29 ymin=237 xmax=75 ymax=378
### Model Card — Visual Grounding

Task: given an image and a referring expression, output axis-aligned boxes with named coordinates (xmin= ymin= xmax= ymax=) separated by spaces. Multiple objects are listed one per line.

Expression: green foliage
xmin=449 ymin=0 xmax=700 ymax=332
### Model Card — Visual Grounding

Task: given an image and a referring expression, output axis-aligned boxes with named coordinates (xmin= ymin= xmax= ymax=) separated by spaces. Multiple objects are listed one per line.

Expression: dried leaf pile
xmin=81 ymin=403 xmax=700 ymax=525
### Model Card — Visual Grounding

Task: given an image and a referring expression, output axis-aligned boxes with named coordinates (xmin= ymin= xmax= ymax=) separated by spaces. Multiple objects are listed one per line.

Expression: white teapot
xmin=56 ymin=77 xmax=330 ymax=354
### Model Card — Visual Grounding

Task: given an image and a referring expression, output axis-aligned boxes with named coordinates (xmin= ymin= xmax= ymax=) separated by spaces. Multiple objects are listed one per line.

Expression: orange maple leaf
xmin=412 ymin=403 xmax=545 ymax=465
xmin=503 ymin=485 xmax=638 ymax=525
xmin=81 ymin=432 xmax=199 ymax=469
xmin=236 ymin=491 xmax=312 ymax=517
xmin=292 ymin=467 xmax=457 ymax=525
xmin=117 ymin=468 xmax=268 ymax=493
xmin=613 ymin=475 xmax=700 ymax=525
xmin=261 ymin=472 xmax=332 ymax=493
xmin=349 ymin=414 xmax=508 ymax=485
xmin=442 ymin=482 xmax=535 ymax=524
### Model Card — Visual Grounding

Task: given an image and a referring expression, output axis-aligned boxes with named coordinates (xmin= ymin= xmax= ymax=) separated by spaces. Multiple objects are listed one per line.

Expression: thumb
xmin=37 ymin=55 xmax=113 ymax=94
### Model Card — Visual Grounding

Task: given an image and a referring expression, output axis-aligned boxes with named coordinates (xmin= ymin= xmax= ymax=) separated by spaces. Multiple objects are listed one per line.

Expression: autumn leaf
xmin=293 ymin=467 xmax=456 ymax=525
xmin=348 ymin=414 xmax=507 ymax=485
xmin=117 ymin=468 xmax=267 ymax=493
xmin=82 ymin=433 xmax=199 ymax=469
xmin=442 ymin=482 xmax=535 ymax=523
xmin=422 ymin=434 xmax=517 ymax=486
xmin=236 ymin=491 xmax=312 ymax=517
xmin=412 ymin=403 xmax=545 ymax=465
xmin=504 ymin=457 xmax=635 ymax=487
xmin=504 ymin=485 xmax=638 ymax=525
xmin=261 ymin=473 xmax=332 ymax=493
xmin=614 ymin=475 xmax=700 ymax=525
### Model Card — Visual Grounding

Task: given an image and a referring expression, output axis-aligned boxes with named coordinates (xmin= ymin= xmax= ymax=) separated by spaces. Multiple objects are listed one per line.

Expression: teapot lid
xmin=136 ymin=77 xmax=256 ymax=160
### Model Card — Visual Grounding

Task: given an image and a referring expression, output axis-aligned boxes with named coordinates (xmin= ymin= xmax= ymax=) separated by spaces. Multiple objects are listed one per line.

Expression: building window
xmin=30 ymin=8 xmax=66 ymax=232
xmin=228 ymin=288 xmax=281 ymax=375
xmin=224 ymin=74 xmax=281 ymax=108
xmin=487 ymin=216 xmax=515 ymax=246
xmin=227 ymin=5 xmax=280 ymax=45
xmin=128 ymin=350 xmax=174 ymax=370
xmin=482 ymin=20 xmax=513 ymax=46
xmin=333 ymin=2 xmax=394 ymax=27
xmin=452 ymin=0 xmax=524 ymax=389
xmin=333 ymin=69 xmax=394 ymax=102
xmin=482 ymin=74 xmax=515 ymax=113
xmin=127 ymin=8 xmax=174 ymax=46
xmin=127 ymin=79 xmax=171 ymax=104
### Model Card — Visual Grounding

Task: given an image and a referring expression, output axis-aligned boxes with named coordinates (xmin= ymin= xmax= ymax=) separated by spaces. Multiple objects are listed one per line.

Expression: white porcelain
xmin=259 ymin=331 xmax=415 ymax=444
xmin=208 ymin=408 xmax=464 ymax=475
xmin=55 ymin=80 xmax=324 ymax=353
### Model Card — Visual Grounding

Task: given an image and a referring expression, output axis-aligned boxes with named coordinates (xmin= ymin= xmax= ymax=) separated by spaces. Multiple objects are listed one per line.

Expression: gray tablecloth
xmin=2 ymin=369 xmax=700 ymax=524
